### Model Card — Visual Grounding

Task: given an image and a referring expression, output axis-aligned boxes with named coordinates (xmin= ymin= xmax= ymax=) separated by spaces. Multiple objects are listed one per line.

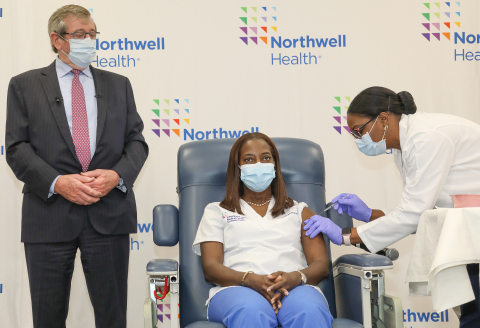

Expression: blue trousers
xmin=208 ymin=286 xmax=333 ymax=328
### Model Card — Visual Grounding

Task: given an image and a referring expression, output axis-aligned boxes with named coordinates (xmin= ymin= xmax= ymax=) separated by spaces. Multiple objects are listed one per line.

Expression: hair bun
xmin=397 ymin=91 xmax=417 ymax=115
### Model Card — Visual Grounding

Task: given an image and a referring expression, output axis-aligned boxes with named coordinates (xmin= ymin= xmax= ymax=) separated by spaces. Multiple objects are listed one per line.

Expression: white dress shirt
xmin=48 ymin=58 xmax=125 ymax=196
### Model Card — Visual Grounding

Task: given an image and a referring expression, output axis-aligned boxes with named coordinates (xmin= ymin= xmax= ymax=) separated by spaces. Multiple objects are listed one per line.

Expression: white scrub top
xmin=358 ymin=112 xmax=480 ymax=253
xmin=192 ymin=198 xmax=326 ymax=306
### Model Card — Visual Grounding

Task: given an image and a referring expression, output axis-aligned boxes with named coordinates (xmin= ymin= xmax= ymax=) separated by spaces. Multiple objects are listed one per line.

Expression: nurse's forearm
xmin=369 ymin=209 xmax=385 ymax=222
xmin=347 ymin=227 xmax=363 ymax=245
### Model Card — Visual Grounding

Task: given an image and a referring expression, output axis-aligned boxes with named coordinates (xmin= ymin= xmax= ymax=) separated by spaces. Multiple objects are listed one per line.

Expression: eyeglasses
xmin=350 ymin=115 xmax=378 ymax=139
xmin=349 ymin=96 xmax=391 ymax=139
xmin=57 ymin=31 xmax=100 ymax=39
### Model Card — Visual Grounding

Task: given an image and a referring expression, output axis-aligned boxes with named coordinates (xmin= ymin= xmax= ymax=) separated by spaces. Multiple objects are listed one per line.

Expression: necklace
xmin=246 ymin=198 xmax=271 ymax=207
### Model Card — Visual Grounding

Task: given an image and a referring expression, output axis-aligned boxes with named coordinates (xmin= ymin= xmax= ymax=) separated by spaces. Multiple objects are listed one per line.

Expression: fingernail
xmin=285 ymin=292 xmax=289 ymax=295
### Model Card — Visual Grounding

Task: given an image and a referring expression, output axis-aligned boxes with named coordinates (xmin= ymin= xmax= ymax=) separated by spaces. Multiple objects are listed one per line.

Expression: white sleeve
xmin=379 ymin=208 xmax=394 ymax=216
xmin=358 ymin=131 xmax=456 ymax=253
xmin=297 ymin=201 xmax=308 ymax=218
xmin=192 ymin=203 xmax=224 ymax=256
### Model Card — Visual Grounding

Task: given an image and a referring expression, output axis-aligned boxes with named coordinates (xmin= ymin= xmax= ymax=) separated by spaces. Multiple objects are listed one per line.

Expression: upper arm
xmin=301 ymin=207 xmax=329 ymax=265
xmin=111 ymin=77 xmax=148 ymax=188
xmin=6 ymin=77 xmax=28 ymax=149
xmin=124 ymin=78 xmax=145 ymax=140
xmin=5 ymin=76 xmax=60 ymax=200
xmin=200 ymin=241 xmax=224 ymax=270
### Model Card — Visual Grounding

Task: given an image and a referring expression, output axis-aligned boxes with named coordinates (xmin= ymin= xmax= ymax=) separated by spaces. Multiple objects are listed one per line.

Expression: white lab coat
xmin=192 ymin=199 xmax=325 ymax=306
xmin=357 ymin=112 xmax=480 ymax=253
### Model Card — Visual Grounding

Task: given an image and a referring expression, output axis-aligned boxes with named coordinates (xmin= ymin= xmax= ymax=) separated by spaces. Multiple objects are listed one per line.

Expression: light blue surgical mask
xmin=239 ymin=162 xmax=275 ymax=192
xmin=355 ymin=116 xmax=387 ymax=156
xmin=61 ymin=37 xmax=96 ymax=68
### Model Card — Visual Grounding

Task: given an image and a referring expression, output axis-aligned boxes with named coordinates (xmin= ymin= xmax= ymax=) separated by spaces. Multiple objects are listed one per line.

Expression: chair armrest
xmin=333 ymin=318 xmax=364 ymax=328
xmin=185 ymin=322 xmax=226 ymax=328
xmin=153 ymin=205 xmax=179 ymax=246
xmin=146 ymin=259 xmax=178 ymax=276
xmin=333 ymin=254 xmax=393 ymax=271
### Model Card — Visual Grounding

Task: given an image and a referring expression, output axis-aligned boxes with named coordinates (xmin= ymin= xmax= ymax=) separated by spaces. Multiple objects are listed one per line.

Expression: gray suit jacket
xmin=5 ymin=60 xmax=149 ymax=243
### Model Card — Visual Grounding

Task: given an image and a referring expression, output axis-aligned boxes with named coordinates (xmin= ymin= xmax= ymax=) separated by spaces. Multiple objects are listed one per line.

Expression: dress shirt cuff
xmin=116 ymin=178 xmax=127 ymax=193
xmin=48 ymin=175 xmax=61 ymax=198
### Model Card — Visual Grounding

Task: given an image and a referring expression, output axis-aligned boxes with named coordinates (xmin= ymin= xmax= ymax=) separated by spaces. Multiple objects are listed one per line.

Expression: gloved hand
xmin=332 ymin=193 xmax=372 ymax=223
xmin=303 ymin=215 xmax=342 ymax=245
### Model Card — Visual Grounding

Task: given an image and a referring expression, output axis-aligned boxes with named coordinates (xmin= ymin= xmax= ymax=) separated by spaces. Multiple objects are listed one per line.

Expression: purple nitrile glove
xmin=303 ymin=215 xmax=342 ymax=245
xmin=332 ymin=193 xmax=372 ymax=223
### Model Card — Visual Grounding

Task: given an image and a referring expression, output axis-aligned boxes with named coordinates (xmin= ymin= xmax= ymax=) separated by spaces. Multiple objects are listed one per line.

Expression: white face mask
xmin=355 ymin=116 xmax=387 ymax=156
xmin=61 ymin=37 xmax=96 ymax=68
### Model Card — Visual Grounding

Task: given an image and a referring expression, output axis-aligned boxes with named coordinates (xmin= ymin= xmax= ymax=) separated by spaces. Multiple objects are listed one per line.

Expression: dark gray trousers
xmin=24 ymin=217 xmax=130 ymax=328
xmin=460 ymin=264 xmax=480 ymax=328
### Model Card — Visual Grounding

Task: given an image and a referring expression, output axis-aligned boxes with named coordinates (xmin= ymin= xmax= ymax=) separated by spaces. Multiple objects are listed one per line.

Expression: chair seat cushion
xmin=186 ymin=318 xmax=362 ymax=328
xmin=185 ymin=321 xmax=226 ymax=328
xmin=332 ymin=318 xmax=364 ymax=328
xmin=333 ymin=254 xmax=392 ymax=269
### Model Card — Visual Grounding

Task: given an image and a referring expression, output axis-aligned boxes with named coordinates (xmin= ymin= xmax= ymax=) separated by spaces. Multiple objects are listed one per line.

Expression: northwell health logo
xmin=92 ymin=37 xmax=165 ymax=68
xmin=421 ymin=2 xmax=461 ymax=41
xmin=150 ymin=99 xmax=260 ymax=141
xmin=238 ymin=5 xmax=348 ymax=65
xmin=82 ymin=8 xmax=165 ymax=68
xmin=151 ymin=98 xmax=190 ymax=138
xmin=239 ymin=6 xmax=277 ymax=45
xmin=419 ymin=1 xmax=480 ymax=61
xmin=333 ymin=97 xmax=351 ymax=135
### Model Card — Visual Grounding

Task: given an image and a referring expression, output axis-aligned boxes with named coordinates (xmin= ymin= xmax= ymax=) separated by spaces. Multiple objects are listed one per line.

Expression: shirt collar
xmin=398 ymin=114 xmax=408 ymax=150
xmin=55 ymin=57 xmax=93 ymax=79
xmin=240 ymin=196 xmax=276 ymax=213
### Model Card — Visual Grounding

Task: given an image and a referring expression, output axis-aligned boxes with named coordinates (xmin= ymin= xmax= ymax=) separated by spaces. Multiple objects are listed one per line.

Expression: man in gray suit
xmin=5 ymin=5 xmax=148 ymax=328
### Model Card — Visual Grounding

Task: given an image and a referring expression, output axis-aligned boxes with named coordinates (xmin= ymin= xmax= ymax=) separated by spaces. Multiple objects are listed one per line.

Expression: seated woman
xmin=192 ymin=133 xmax=334 ymax=328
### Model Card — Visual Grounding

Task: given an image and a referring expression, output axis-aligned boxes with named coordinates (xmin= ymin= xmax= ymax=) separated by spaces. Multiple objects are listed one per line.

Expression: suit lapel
xmin=39 ymin=61 xmax=78 ymax=160
xmin=90 ymin=66 xmax=107 ymax=146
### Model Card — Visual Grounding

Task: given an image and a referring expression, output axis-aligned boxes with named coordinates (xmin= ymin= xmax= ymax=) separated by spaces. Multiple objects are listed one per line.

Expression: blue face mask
xmin=61 ymin=38 xmax=96 ymax=68
xmin=239 ymin=162 xmax=276 ymax=192
xmin=355 ymin=116 xmax=387 ymax=156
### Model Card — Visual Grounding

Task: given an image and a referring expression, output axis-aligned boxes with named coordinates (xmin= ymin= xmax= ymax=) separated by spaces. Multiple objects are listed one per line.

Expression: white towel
xmin=406 ymin=208 xmax=480 ymax=312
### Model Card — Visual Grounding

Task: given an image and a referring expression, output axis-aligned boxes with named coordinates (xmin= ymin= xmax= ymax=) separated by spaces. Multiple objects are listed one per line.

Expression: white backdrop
xmin=1 ymin=0 xmax=480 ymax=327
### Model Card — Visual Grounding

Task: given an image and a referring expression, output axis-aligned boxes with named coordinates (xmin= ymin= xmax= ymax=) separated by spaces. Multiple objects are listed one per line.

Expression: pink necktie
xmin=71 ymin=69 xmax=91 ymax=172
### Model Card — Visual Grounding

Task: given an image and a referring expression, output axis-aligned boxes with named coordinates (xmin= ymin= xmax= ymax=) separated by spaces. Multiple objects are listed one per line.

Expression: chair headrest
xmin=177 ymin=137 xmax=325 ymax=193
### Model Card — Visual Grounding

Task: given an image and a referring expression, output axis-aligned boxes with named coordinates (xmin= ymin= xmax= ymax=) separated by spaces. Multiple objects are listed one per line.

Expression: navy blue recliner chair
xmin=144 ymin=138 xmax=403 ymax=328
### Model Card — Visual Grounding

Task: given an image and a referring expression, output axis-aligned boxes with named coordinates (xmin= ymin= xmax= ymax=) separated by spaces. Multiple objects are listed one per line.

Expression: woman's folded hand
xmin=266 ymin=271 xmax=301 ymax=308
xmin=243 ymin=273 xmax=285 ymax=313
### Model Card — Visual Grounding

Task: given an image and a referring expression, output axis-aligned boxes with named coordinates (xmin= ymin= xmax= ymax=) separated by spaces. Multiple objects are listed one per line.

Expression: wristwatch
xmin=342 ymin=228 xmax=352 ymax=246
xmin=297 ymin=270 xmax=307 ymax=285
